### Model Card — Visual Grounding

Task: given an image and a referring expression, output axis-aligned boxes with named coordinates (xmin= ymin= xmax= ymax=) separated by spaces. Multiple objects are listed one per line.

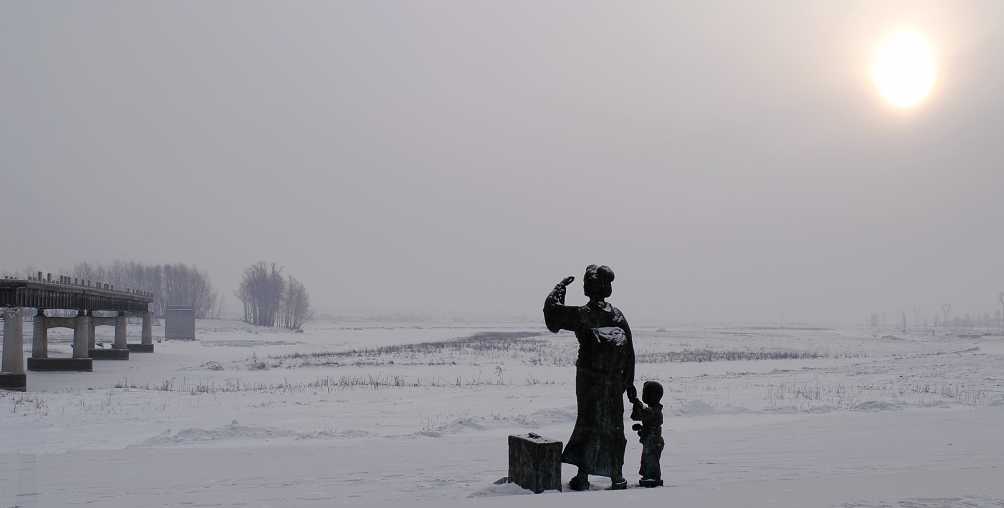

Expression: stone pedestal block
xmin=165 ymin=306 xmax=196 ymax=340
xmin=508 ymin=433 xmax=562 ymax=493
xmin=127 ymin=343 xmax=154 ymax=353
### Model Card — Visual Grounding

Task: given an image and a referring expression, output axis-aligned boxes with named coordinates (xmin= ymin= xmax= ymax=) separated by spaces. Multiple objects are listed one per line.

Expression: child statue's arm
xmin=630 ymin=400 xmax=646 ymax=421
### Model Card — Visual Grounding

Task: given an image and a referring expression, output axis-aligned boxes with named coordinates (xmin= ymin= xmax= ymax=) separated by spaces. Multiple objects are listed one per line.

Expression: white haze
xmin=1 ymin=1 xmax=1002 ymax=324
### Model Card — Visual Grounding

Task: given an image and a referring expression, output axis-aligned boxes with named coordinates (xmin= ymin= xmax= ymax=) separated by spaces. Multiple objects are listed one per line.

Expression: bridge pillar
xmin=73 ymin=314 xmax=91 ymax=359
xmin=31 ymin=311 xmax=47 ymax=359
xmin=92 ymin=312 xmax=131 ymax=360
xmin=142 ymin=312 xmax=152 ymax=345
xmin=129 ymin=311 xmax=154 ymax=353
xmin=114 ymin=312 xmax=128 ymax=350
xmin=1 ymin=308 xmax=26 ymax=391
xmin=90 ymin=315 xmax=128 ymax=360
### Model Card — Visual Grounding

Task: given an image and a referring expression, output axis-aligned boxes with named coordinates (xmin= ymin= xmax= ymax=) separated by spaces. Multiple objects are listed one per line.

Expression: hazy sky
xmin=2 ymin=1 xmax=1002 ymax=324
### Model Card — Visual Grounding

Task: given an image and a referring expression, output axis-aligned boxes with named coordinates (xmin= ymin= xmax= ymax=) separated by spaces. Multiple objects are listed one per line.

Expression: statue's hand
xmin=627 ymin=385 xmax=639 ymax=404
xmin=558 ymin=276 xmax=575 ymax=287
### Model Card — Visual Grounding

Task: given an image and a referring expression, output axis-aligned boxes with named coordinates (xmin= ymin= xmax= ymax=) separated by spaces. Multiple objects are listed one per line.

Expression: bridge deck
xmin=0 ymin=279 xmax=152 ymax=313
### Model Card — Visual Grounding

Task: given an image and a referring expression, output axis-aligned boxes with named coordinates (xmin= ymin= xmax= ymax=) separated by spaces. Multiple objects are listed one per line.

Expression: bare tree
xmin=236 ymin=262 xmax=284 ymax=326
xmin=236 ymin=262 xmax=311 ymax=329
xmin=280 ymin=275 xmax=312 ymax=331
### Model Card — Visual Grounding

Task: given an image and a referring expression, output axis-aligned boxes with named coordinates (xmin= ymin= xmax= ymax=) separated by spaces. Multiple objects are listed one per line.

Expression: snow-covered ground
xmin=2 ymin=319 xmax=1003 ymax=507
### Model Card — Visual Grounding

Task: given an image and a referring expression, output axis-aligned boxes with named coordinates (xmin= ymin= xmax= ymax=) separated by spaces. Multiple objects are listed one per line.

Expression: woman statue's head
xmin=583 ymin=264 xmax=615 ymax=300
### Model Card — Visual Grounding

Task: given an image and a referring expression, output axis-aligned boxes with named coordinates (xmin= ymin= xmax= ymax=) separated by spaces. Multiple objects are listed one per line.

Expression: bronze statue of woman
xmin=543 ymin=264 xmax=638 ymax=491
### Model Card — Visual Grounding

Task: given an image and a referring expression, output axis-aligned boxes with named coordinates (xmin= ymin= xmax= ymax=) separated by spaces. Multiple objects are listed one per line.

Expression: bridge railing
xmin=0 ymin=275 xmax=153 ymax=314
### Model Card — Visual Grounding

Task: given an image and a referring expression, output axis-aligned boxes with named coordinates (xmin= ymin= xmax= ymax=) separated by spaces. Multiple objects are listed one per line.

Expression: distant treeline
xmin=71 ymin=261 xmax=221 ymax=319
xmin=7 ymin=260 xmax=313 ymax=329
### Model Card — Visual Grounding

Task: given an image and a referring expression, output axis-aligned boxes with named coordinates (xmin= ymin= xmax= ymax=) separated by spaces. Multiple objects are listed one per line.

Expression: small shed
xmin=165 ymin=306 xmax=196 ymax=340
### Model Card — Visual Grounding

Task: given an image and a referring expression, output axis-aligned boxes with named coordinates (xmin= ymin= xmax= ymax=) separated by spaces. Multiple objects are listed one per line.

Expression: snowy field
xmin=2 ymin=319 xmax=1003 ymax=507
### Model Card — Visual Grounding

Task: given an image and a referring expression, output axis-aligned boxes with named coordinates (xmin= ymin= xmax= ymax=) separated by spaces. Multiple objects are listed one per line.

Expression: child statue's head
xmin=642 ymin=381 xmax=664 ymax=406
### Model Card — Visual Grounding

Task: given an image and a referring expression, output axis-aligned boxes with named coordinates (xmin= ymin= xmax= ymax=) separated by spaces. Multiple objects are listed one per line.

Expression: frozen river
xmin=2 ymin=319 xmax=1002 ymax=507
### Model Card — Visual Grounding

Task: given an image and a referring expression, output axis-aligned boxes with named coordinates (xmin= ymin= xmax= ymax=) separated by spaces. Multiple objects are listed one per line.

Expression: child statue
xmin=630 ymin=381 xmax=665 ymax=487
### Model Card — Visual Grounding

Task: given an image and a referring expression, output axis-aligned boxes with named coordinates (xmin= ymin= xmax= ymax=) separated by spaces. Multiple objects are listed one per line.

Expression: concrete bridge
xmin=1 ymin=273 xmax=154 ymax=391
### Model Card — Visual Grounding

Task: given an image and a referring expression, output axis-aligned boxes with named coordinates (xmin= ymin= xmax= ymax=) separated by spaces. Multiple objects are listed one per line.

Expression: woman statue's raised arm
xmin=544 ymin=276 xmax=578 ymax=333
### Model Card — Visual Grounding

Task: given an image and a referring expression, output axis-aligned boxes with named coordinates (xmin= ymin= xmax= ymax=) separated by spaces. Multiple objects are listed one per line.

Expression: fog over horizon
xmin=2 ymin=1 xmax=1002 ymax=326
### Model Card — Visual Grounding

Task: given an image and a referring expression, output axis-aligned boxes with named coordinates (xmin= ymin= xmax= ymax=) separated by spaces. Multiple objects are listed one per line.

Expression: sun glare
xmin=871 ymin=30 xmax=936 ymax=109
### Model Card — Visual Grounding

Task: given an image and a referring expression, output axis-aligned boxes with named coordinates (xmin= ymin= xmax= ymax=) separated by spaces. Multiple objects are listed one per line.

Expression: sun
xmin=871 ymin=30 xmax=937 ymax=109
